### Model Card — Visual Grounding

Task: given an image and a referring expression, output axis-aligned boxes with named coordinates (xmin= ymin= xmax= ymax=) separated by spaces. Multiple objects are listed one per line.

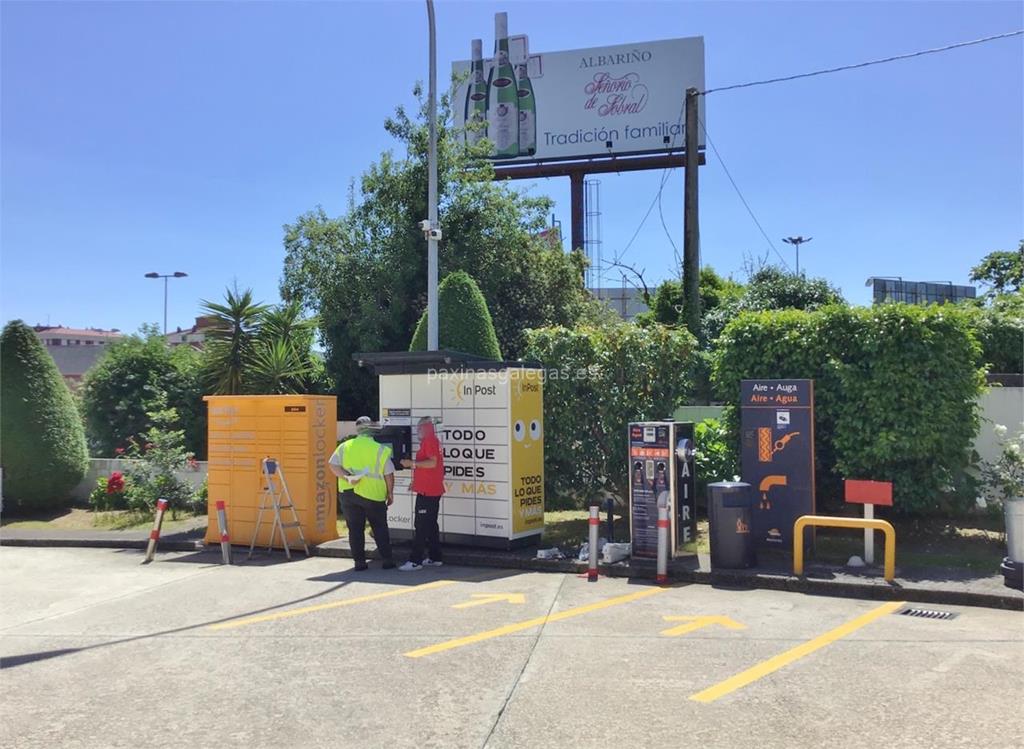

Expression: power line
xmin=612 ymin=97 xmax=687 ymax=265
xmin=698 ymin=116 xmax=792 ymax=271
xmin=702 ymin=29 xmax=1023 ymax=95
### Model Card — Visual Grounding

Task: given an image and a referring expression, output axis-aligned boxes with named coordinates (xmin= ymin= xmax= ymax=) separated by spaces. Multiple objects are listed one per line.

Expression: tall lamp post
xmin=782 ymin=236 xmax=813 ymax=276
xmin=144 ymin=271 xmax=188 ymax=335
xmin=423 ymin=0 xmax=440 ymax=351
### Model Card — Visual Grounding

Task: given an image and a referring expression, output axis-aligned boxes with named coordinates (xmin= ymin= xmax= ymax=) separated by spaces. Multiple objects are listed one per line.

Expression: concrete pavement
xmin=1 ymin=546 xmax=1022 ymax=748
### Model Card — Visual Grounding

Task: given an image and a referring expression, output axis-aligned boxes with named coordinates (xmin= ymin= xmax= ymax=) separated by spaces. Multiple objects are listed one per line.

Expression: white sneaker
xmin=423 ymin=559 xmax=444 ymax=567
xmin=398 ymin=561 xmax=423 ymax=571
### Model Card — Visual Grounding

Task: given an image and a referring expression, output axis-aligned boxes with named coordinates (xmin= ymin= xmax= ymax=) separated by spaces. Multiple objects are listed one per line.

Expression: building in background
xmin=590 ymin=287 xmax=649 ymax=320
xmin=164 ymin=315 xmax=216 ymax=348
xmin=866 ymin=277 xmax=976 ymax=305
xmin=32 ymin=325 xmax=123 ymax=387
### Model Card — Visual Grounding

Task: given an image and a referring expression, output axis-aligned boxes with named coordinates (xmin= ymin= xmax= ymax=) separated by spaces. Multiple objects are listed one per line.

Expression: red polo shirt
xmin=411 ymin=431 xmax=445 ymax=496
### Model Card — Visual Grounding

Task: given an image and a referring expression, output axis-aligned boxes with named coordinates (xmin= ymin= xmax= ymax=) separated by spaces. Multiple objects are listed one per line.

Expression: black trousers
xmin=340 ymin=490 xmax=393 ymax=563
xmin=410 ymin=494 xmax=443 ymax=564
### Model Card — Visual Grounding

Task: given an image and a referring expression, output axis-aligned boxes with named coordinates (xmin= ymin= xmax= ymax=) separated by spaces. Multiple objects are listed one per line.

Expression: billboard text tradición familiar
xmin=453 ymin=12 xmax=705 ymax=163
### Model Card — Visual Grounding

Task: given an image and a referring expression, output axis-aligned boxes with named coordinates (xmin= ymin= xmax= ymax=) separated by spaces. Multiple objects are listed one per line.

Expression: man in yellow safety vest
xmin=328 ymin=416 xmax=396 ymax=571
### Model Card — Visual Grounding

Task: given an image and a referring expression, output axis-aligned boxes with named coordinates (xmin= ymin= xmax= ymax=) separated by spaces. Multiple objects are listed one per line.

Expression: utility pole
xmin=682 ymin=87 xmax=701 ymax=343
xmin=782 ymin=236 xmax=813 ymax=275
xmin=144 ymin=271 xmax=188 ymax=336
xmin=425 ymin=0 xmax=439 ymax=350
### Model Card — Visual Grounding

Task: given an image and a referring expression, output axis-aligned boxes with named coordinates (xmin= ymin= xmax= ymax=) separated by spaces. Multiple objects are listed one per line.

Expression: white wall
xmin=976 ymin=387 xmax=1024 ymax=464
xmin=71 ymin=458 xmax=207 ymax=502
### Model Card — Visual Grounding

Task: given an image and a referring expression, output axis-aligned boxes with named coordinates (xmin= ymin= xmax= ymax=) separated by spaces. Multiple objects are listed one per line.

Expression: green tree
xmin=409 ymin=271 xmax=502 ymax=359
xmin=970 ymin=242 xmax=1023 ymax=296
xmin=1 ymin=320 xmax=89 ymax=509
xmin=280 ymin=85 xmax=589 ymax=417
xmin=201 ymin=286 xmax=268 ymax=395
xmin=638 ymin=267 xmax=744 ymax=330
xmin=201 ymin=289 xmax=322 ymax=396
xmin=80 ymin=327 xmax=206 ymax=458
xmin=705 ymin=265 xmax=844 ymax=341
xmin=524 ymin=323 xmax=698 ymax=507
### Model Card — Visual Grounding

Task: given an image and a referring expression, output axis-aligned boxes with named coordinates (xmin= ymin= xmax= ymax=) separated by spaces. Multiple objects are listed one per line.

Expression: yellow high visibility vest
xmin=332 ymin=442 xmax=354 ymax=492
xmin=341 ymin=435 xmax=392 ymax=502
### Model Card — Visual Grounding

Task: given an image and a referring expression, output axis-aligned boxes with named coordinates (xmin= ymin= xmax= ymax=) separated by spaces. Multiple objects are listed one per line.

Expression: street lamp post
xmin=782 ymin=236 xmax=813 ymax=275
xmin=424 ymin=0 xmax=440 ymax=351
xmin=144 ymin=271 xmax=188 ymax=335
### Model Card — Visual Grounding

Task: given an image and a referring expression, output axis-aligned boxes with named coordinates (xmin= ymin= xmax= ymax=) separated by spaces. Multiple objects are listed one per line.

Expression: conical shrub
xmin=409 ymin=271 xmax=502 ymax=359
xmin=1 ymin=320 xmax=89 ymax=509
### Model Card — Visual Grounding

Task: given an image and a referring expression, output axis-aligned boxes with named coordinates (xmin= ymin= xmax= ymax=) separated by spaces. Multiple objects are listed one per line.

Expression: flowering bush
xmin=121 ymin=402 xmax=203 ymax=515
xmin=979 ymin=424 xmax=1024 ymax=510
xmin=88 ymin=472 xmax=129 ymax=511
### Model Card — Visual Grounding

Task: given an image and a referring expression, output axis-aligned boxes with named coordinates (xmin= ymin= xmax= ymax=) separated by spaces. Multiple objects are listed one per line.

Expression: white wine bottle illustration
xmin=486 ymin=12 xmax=519 ymax=159
xmin=516 ymin=43 xmax=536 ymax=156
xmin=464 ymin=39 xmax=487 ymax=146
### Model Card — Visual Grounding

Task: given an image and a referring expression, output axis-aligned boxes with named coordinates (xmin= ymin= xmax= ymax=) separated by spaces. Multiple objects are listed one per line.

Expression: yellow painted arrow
xmin=660 ymin=615 xmax=746 ymax=637
xmin=452 ymin=593 xmax=526 ymax=609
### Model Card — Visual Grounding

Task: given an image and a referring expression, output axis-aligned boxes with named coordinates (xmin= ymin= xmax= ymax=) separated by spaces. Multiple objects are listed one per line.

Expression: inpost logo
xmin=449 ymin=378 xmax=467 ymax=405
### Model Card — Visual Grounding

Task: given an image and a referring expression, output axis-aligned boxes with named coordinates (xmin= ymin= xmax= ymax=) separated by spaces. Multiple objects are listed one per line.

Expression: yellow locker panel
xmin=204 ymin=395 xmax=338 ymax=547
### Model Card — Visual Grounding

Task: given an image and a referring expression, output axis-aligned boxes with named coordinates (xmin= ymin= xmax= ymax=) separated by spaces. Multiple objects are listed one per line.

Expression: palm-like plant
xmin=247 ymin=338 xmax=314 ymax=394
xmin=201 ymin=286 xmax=269 ymax=395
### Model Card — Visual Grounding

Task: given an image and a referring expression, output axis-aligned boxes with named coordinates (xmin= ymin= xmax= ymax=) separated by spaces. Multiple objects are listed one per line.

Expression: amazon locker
xmin=204 ymin=395 xmax=339 ymax=548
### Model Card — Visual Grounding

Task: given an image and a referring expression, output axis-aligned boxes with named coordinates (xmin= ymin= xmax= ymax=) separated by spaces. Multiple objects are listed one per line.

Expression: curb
xmin=1 ymin=537 xmax=204 ymax=553
xmin=3 ymin=536 xmax=1020 ymax=611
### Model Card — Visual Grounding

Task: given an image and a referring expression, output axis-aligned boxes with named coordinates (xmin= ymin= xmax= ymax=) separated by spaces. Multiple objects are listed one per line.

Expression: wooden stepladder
xmin=248 ymin=457 xmax=309 ymax=560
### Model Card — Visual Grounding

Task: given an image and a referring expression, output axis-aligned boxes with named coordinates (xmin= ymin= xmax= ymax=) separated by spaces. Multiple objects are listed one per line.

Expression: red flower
xmin=114 ymin=447 xmax=125 ymax=456
xmin=106 ymin=472 xmax=125 ymax=494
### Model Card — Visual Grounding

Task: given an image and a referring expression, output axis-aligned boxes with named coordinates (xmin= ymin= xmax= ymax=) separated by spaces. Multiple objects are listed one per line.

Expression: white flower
xmin=1009 ymin=442 xmax=1022 ymax=455
xmin=993 ymin=424 xmax=1008 ymax=438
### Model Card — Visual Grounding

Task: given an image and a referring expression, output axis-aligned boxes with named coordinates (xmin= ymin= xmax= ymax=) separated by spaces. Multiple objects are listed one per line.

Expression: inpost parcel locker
xmin=356 ymin=352 xmax=545 ymax=549
xmin=204 ymin=395 xmax=339 ymax=548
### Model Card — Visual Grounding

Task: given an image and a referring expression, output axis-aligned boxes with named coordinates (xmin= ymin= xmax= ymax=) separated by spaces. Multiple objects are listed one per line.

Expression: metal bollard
xmin=215 ymin=500 xmax=232 ymax=565
xmin=142 ymin=498 xmax=169 ymax=564
xmin=656 ymin=504 xmax=670 ymax=585
xmin=588 ymin=504 xmax=600 ymax=581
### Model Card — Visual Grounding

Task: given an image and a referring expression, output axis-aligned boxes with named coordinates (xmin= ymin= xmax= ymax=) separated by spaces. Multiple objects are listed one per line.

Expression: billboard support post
xmin=425 ymin=0 xmax=439 ymax=351
xmin=570 ymin=170 xmax=585 ymax=252
xmin=683 ymin=87 xmax=701 ymax=345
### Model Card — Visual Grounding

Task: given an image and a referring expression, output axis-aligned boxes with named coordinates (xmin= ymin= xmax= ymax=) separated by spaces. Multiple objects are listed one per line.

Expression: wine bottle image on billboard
xmin=464 ymin=39 xmax=488 ymax=146
xmin=487 ymin=12 xmax=519 ymax=159
xmin=516 ymin=42 xmax=536 ymax=156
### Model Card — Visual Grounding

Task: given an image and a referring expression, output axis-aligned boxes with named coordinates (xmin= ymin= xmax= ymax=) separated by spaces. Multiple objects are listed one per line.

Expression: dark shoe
xmin=381 ymin=560 xmax=397 ymax=570
xmin=353 ymin=561 xmax=369 ymax=571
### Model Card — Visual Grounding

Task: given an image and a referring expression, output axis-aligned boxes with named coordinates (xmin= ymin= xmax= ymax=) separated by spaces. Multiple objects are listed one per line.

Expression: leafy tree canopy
xmin=970 ymin=242 xmax=1023 ymax=296
xmin=280 ymin=84 xmax=589 ymax=417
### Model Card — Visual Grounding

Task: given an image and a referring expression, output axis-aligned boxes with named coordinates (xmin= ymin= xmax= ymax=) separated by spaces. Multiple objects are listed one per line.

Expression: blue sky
xmin=2 ymin=0 xmax=1021 ymax=334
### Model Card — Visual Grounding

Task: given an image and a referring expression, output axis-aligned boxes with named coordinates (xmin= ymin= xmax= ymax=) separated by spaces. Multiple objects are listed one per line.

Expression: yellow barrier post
xmin=793 ymin=515 xmax=896 ymax=582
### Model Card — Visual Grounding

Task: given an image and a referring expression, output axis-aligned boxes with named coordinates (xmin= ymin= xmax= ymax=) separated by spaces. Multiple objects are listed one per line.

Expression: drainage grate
xmin=898 ymin=607 xmax=959 ymax=620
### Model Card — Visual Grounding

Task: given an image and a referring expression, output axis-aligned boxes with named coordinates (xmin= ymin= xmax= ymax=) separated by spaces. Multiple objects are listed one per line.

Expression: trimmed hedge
xmin=410 ymin=271 xmax=502 ymax=359
xmin=712 ymin=305 xmax=985 ymax=515
xmin=524 ymin=323 xmax=697 ymax=507
xmin=1 ymin=320 xmax=89 ymax=509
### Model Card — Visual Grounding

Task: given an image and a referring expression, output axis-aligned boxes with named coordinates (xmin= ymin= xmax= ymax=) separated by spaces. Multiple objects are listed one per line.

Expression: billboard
xmin=739 ymin=380 xmax=816 ymax=548
xmin=453 ymin=12 xmax=705 ymax=163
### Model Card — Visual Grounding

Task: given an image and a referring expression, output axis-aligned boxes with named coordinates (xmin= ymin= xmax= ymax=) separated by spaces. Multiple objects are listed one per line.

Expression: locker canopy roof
xmin=353 ymin=350 xmax=541 ymax=375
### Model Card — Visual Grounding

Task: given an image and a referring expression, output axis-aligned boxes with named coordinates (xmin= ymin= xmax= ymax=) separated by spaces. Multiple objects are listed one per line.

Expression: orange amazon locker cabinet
xmin=204 ymin=395 xmax=338 ymax=548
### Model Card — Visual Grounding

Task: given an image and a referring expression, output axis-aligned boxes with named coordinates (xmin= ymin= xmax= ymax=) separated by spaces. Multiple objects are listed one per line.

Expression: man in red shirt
xmin=398 ymin=417 xmax=446 ymax=571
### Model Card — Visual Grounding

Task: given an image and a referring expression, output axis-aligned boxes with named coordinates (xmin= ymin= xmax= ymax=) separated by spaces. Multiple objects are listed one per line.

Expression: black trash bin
xmin=707 ymin=481 xmax=756 ymax=569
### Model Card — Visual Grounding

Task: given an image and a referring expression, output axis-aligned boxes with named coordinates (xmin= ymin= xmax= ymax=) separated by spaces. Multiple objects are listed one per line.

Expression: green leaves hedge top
xmin=712 ymin=304 xmax=986 ymax=515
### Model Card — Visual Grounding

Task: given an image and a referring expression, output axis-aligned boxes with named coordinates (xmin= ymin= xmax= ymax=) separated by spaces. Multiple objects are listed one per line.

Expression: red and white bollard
xmin=215 ymin=500 xmax=232 ymax=565
xmin=588 ymin=504 xmax=600 ymax=582
xmin=656 ymin=504 xmax=670 ymax=585
xmin=142 ymin=498 xmax=169 ymax=564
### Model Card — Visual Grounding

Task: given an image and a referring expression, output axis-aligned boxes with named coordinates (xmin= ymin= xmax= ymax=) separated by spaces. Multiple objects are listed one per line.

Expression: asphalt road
xmin=1 ymin=547 xmax=1021 ymax=749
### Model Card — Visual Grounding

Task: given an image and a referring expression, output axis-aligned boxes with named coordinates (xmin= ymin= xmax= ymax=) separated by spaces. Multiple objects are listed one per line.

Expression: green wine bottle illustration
xmin=464 ymin=39 xmax=487 ymax=146
xmin=486 ymin=12 xmax=519 ymax=159
xmin=516 ymin=52 xmax=536 ymax=156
